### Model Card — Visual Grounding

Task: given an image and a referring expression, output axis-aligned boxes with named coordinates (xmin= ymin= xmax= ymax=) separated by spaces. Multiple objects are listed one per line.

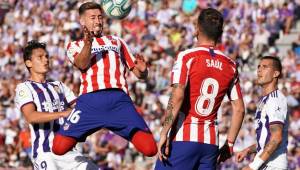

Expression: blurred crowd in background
xmin=0 ymin=0 xmax=300 ymax=169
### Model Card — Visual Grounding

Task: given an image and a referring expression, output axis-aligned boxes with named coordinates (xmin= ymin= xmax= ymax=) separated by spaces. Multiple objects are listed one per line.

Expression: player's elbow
xmin=25 ymin=119 xmax=35 ymax=124
xmin=235 ymin=107 xmax=245 ymax=116
xmin=272 ymin=135 xmax=283 ymax=145
xmin=74 ymin=57 xmax=90 ymax=70
xmin=174 ymin=94 xmax=184 ymax=103
xmin=277 ymin=136 xmax=283 ymax=144
xmin=232 ymin=100 xmax=245 ymax=116
xmin=75 ymin=62 xmax=89 ymax=70
xmin=173 ymin=89 xmax=185 ymax=102
xmin=24 ymin=115 xmax=38 ymax=124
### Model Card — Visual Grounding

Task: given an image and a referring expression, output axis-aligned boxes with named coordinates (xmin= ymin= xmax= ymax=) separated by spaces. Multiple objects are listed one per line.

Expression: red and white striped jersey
xmin=67 ymin=35 xmax=136 ymax=95
xmin=169 ymin=46 xmax=243 ymax=145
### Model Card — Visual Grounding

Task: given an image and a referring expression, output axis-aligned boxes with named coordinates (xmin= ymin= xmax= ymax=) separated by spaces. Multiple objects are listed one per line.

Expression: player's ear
xmin=194 ymin=29 xmax=199 ymax=38
xmin=80 ymin=17 xmax=85 ymax=26
xmin=194 ymin=23 xmax=199 ymax=38
xmin=25 ymin=60 xmax=32 ymax=68
xmin=274 ymin=70 xmax=280 ymax=78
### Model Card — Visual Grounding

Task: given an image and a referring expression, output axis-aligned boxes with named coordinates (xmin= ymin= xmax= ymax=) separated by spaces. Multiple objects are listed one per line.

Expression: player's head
xmin=23 ymin=40 xmax=49 ymax=74
xmin=257 ymin=56 xmax=282 ymax=86
xmin=79 ymin=2 xmax=103 ymax=37
xmin=197 ymin=8 xmax=223 ymax=43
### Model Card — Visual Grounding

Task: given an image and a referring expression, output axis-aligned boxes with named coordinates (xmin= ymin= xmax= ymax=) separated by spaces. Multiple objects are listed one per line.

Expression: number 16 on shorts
xmin=67 ymin=109 xmax=82 ymax=124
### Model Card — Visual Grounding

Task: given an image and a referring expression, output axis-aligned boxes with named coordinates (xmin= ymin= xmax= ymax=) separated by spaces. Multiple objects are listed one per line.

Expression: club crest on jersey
xmin=107 ymin=36 xmax=118 ymax=44
xmin=53 ymin=85 xmax=61 ymax=93
xmin=63 ymin=123 xmax=70 ymax=131
xmin=257 ymin=102 xmax=267 ymax=117
xmin=257 ymin=102 xmax=264 ymax=111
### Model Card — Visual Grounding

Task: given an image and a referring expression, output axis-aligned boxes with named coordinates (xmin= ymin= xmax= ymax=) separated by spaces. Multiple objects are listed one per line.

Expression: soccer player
xmin=52 ymin=2 xmax=157 ymax=157
xmin=154 ymin=8 xmax=245 ymax=170
xmin=236 ymin=56 xmax=288 ymax=170
xmin=15 ymin=40 xmax=98 ymax=170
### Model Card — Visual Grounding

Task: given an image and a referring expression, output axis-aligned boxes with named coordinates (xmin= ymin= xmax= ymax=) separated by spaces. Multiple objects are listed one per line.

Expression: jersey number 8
xmin=195 ymin=78 xmax=219 ymax=116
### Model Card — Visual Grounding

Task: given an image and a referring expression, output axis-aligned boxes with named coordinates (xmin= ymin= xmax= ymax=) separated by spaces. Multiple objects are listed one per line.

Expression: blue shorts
xmin=155 ymin=142 xmax=219 ymax=170
xmin=58 ymin=89 xmax=150 ymax=141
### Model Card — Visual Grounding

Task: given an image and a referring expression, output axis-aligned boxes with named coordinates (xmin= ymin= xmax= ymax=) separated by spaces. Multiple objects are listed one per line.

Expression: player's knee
xmin=52 ymin=134 xmax=76 ymax=155
xmin=141 ymin=141 xmax=158 ymax=157
xmin=131 ymin=131 xmax=158 ymax=157
xmin=52 ymin=145 xmax=67 ymax=156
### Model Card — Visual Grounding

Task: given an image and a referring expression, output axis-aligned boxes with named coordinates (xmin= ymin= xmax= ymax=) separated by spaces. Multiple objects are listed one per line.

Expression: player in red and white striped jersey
xmin=169 ymin=47 xmax=242 ymax=145
xmin=52 ymin=2 xmax=157 ymax=157
xmin=155 ymin=8 xmax=245 ymax=170
xmin=66 ymin=34 xmax=135 ymax=95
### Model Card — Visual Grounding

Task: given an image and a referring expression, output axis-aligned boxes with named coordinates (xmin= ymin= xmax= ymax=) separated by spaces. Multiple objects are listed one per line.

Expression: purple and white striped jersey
xmin=15 ymin=80 xmax=76 ymax=158
xmin=255 ymin=89 xmax=288 ymax=169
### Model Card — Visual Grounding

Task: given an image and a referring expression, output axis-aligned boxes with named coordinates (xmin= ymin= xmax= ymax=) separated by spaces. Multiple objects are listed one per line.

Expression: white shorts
xmin=32 ymin=150 xmax=98 ymax=170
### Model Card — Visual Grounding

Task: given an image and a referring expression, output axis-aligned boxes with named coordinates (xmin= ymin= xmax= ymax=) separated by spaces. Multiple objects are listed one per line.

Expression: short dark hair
xmin=197 ymin=8 xmax=224 ymax=43
xmin=261 ymin=56 xmax=282 ymax=78
xmin=23 ymin=40 xmax=46 ymax=62
xmin=23 ymin=40 xmax=47 ymax=71
xmin=79 ymin=2 xmax=102 ymax=16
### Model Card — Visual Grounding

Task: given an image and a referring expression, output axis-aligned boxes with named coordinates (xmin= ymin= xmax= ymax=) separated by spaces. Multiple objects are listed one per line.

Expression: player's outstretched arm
xmin=245 ymin=123 xmax=283 ymax=170
xmin=158 ymin=84 xmax=185 ymax=161
xmin=21 ymin=103 xmax=71 ymax=124
xmin=74 ymin=26 xmax=93 ymax=70
xmin=131 ymin=54 xmax=148 ymax=80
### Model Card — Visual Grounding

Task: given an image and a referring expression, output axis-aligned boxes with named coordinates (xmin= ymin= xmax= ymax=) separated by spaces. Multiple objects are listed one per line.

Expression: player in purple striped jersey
xmin=236 ymin=56 xmax=288 ymax=170
xmin=15 ymin=40 xmax=98 ymax=170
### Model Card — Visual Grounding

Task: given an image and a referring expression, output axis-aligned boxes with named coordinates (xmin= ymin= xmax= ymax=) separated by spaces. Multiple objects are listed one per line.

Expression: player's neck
xmin=29 ymin=73 xmax=47 ymax=83
xmin=262 ymin=83 xmax=277 ymax=96
xmin=197 ymin=37 xmax=216 ymax=47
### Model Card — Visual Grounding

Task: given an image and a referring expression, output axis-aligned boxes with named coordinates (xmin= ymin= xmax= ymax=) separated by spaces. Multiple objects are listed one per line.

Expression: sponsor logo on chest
xmin=92 ymin=45 xmax=120 ymax=54
xmin=42 ymin=99 xmax=65 ymax=112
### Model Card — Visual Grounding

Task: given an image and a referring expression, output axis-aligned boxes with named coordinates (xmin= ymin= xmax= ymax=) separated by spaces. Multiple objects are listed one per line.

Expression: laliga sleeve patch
xmin=172 ymin=62 xmax=180 ymax=72
xmin=18 ymin=89 xmax=28 ymax=98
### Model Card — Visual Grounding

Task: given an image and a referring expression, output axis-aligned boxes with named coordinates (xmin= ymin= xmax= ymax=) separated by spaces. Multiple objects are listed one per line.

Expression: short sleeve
xmin=66 ymin=41 xmax=82 ymax=64
xmin=118 ymin=37 xmax=135 ymax=69
xmin=228 ymin=77 xmax=243 ymax=101
xmin=171 ymin=52 xmax=191 ymax=87
xmin=266 ymin=96 xmax=287 ymax=125
xmin=60 ymin=82 xmax=76 ymax=104
xmin=227 ymin=66 xmax=243 ymax=101
xmin=15 ymin=83 xmax=34 ymax=110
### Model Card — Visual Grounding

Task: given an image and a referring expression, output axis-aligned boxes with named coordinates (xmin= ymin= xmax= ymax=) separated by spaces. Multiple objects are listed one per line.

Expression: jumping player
xmin=52 ymin=2 xmax=157 ymax=157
